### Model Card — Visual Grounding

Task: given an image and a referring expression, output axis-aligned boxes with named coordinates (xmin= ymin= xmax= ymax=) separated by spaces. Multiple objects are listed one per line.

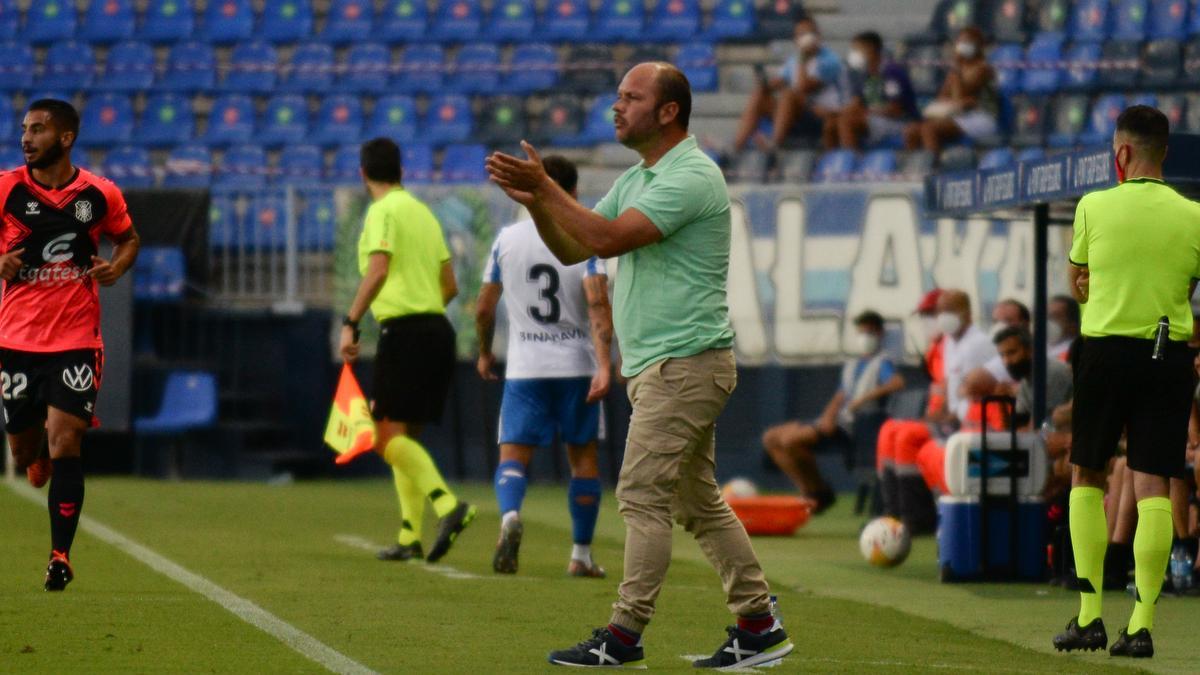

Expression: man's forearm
xmin=110 ymin=234 xmax=140 ymax=276
xmin=477 ymin=315 xmax=495 ymax=357
xmin=347 ymin=274 xmax=385 ymax=322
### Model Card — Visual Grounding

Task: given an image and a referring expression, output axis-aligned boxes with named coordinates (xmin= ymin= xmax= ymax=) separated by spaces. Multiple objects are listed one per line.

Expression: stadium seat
xmin=488 ymin=0 xmax=536 ymax=41
xmin=80 ymin=0 xmax=135 ymax=43
xmin=277 ymin=145 xmax=322 ymax=187
xmin=365 ymin=94 xmax=418 ymax=143
xmin=987 ymin=0 xmax=1027 ymax=43
xmin=312 ymin=95 xmax=364 ymax=146
xmin=1009 ymin=95 xmax=1048 ymax=146
xmin=575 ymin=93 xmax=616 ymax=145
xmin=247 ymin=193 xmax=290 ymax=249
xmin=259 ymin=94 xmax=309 ymax=146
xmin=1021 ymin=33 xmax=1065 ymax=94
xmin=813 ymin=150 xmax=857 ymax=183
xmin=24 ymin=0 xmax=77 ymax=43
xmin=477 ymin=95 xmax=527 ymax=146
xmin=133 ymin=246 xmax=186 ymax=301
xmin=756 ymin=0 xmax=804 ymax=40
xmin=778 ymin=149 xmax=816 ymax=183
xmin=977 ymin=147 xmax=1015 ymax=169
xmin=422 ymin=94 xmax=473 ymax=145
xmin=259 ymin=0 xmax=314 ymax=43
xmin=628 ymin=43 xmax=670 ymax=67
xmin=1112 ymin=0 xmax=1150 ymax=40
xmin=78 ymin=94 xmax=133 ymax=147
xmin=395 ymin=44 xmax=445 ymax=94
xmin=648 ymin=0 xmax=700 ymax=40
xmin=989 ymin=43 xmax=1024 ymax=95
xmin=403 ymin=144 xmax=435 ymax=183
xmin=1142 ymin=38 xmax=1183 ymax=86
xmin=1181 ymin=37 xmax=1200 ymax=80
xmin=1100 ymin=40 xmax=1142 ymax=88
xmin=939 ymin=144 xmax=976 ymax=171
xmin=1079 ymin=94 xmax=1125 ymax=145
xmin=1034 ymin=0 xmax=1071 ymax=37
xmin=202 ymin=0 xmax=254 ymax=43
xmin=564 ymin=44 xmax=617 ymax=94
xmin=39 ymin=41 xmax=96 ymax=92
xmin=299 ymin=189 xmax=335 ymax=251
xmin=205 ymin=94 xmax=255 ymax=146
xmin=281 ymin=42 xmax=334 ymax=93
xmin=328 ymin=145 xmax=361 ymax=184
xmin=0 ymin=145 xmax=21 ymax=171
xmin=0 ymin=94 xmax=10 ymax=138
xmin=322 ymin=0 xmax=374 ymax=43
xmin=0 ymin=41 xmax=34 ymax=90
xmin=163 ymin=144 xmax=213 ymax=188
xmin=95 ymin=41 xmax=155 ymax=92
xmin=704 ymin=0 xmax=754 ymax=40
xmin=430 ymin=0 xmax=483 ymax=42
xmin=1149 ymin=0 xmax=1189 ymax=39
xmin=1046 ymin=94 xmax=1089 ymax=146
xmin=0 ymin=0 xmax=16 ymax=40
xmin=677 ymin=43 xmax=718 ymax=92
xmin=1062 ymin=42 xmax=1103 ymax=91
xmin=595 ymin=0 xmax=644 ymax=42
xmin=206 ymin=192 xmax=241 ymax=248
xmin=378 ymin=0 xmax=429 ymax=43
xmin=1183 ymin=93 xmax=1200 ymax=131
xmin=858 ymin=149 xmax=898 ymax=180
xmin=214 ymin=145 xmax=267 ymax=191
xmin=440 ymin=144 xmax=488 ymax=183
xmin=138 ymin=93 xmax=195 ymax=146
xmin=540 ymin=0 xmax=590 ymax=41
xmin=102 ymin=145 xmax=155 ymax=188
xmin=140 ymin=0 xmax=196 ymax=42
xmin=223 ymin=41 xmax=278 ymax=93
xmin=341 ymin=42 xmax=391 ymax=94
xmin=1158 ymin=92 xmax=1188 ymax=130
xmin=503 ymin=43 xmax=559 ymax=93
xmin=134 ymin=372 xmax=217 ymax=433
xmin=538 ymin=94 xmax=584 ymax=144
xmin=1071 ymin=0 xmax=1112 ymax=42
xmin=904 ymin=43 xmax=944 ymax=97
xmin=159 ymin=41 xmax=217 ymax=92
xmin=449 ymin=44 xmax=501 ymax=94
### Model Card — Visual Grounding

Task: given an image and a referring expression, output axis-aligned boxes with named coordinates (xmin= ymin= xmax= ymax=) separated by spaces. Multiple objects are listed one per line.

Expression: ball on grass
xmin=859 ymin=516 xmax=911 ymax=568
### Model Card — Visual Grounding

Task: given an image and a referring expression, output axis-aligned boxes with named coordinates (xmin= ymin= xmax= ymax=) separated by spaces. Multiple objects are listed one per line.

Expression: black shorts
xmin=1071 ymin=336 xmax=1195 ymax=478
xmin=372 ymin=314 xmax=455 ymax=424
xmin=0 ymin=348 xmax=103 ymax=434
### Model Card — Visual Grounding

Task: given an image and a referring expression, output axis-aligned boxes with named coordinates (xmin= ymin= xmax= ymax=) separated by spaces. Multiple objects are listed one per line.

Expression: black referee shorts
xmin=372 ymin=313 xmax=456 ymax=425
xmin=1071 ymin=336 xmax=1196 ymax=478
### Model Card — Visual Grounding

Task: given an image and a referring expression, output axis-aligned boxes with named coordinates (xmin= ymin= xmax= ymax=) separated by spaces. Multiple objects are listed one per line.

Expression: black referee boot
xmin=1053 ymin=616 xmax=1107 ymax=652
xmin=1109 ymin=627 xmax=1153 ymax=658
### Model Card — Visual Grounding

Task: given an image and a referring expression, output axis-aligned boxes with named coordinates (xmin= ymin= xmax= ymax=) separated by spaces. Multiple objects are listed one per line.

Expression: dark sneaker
xmin=693 ymin=623 xmax=793 ymax=670
xmin=427 ymin=502 xmax=476 ymax=563
xmin=377 ymin=542 xmax=423 ymax=561
xmin=548 ymin=627 xmax=646 ymax=668
xmin=1052 ymin=617 xmax=1107 ymax=652
xmin=26 ymin=456 xmax=52 ymax=489
xmin=811 ymin=487 xmax=837 ymax=515
xmin=493 ymin=517 xmax=522 ymax=574
xmin=44 ymin=551 xmax=73 ymax=592
xmin=1109 ymin=627 xmax=1153 ymax=658
xmin=568 ymin=558 xmax=606 ymax=578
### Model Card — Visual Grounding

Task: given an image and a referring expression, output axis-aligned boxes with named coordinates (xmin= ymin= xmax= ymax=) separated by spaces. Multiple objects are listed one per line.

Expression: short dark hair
xmin=993 ymin=325 xmax=1032 ymax=348
xmin=652 ymin=62 xmax=692 ymax=131
xmin=854 ymin=310 xmax=885 ymax=332
xmin=998 ymin=298 xmax=1031 ymax=324
xmin=28 ymin=99 xmax=79 ymax=144
xmin=852 ymin=31 xmax=883 ymax=55
xmin=1116 ymin=105 xmax=1169 ymax=162
xmin=542 ymin=155 xmax=577 ymax=193
xmin=1050 ymin=294 xmax=1080 ymax=325
xmin=360 ymin=137 xmax=402 ymax=184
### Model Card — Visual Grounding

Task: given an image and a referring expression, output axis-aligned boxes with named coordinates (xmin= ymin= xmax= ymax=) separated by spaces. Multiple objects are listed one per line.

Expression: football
xmin=859 ymin=517 xmax=912 ymax=568
xmin=721 ymin=477 xmax=759 ymax=500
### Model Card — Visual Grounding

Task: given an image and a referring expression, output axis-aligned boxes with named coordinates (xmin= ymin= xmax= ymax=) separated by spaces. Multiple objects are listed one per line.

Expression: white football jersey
xmin=482 ymin=219 xmax=604 ymax=379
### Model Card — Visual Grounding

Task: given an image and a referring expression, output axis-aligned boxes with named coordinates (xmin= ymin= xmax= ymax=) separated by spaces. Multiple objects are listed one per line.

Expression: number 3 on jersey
xmin=1 ymin=371 xmax=27 ymax=400
xmin=527 ymin=264 xmax=561 ymax=324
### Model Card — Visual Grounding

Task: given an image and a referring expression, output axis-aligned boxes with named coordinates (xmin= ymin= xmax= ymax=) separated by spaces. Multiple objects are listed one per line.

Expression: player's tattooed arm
xmin=475 ymin=282 xmax=502 ymax=381
xmin=89 ymin=226 xmax=140 ymax=286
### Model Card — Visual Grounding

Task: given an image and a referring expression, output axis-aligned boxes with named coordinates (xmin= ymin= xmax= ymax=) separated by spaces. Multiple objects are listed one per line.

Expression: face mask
xmin=1046 ymin=321 xmax=1063 ymax=344
xmin=847 ymin=49 xmax=867 ymax=72
xmin=1006 ymin=358 xmax=1032 ymax=381
xmin=921 ymin=316 xmax=941 ymax=341
xmin=855 ymin=333 xmax=880 ymax=356
xmin=936 ymin=312 xmax=962 ymax=336
xmin=989 ymin=322 xmax=1012 ymax=340
xmin=955 ymin=41 xmax=978 ymax=59
xmin=796 ymin=32 xmax=818 ymax=52
xmin=1113 ymin=145 xmax=1128 ymax=183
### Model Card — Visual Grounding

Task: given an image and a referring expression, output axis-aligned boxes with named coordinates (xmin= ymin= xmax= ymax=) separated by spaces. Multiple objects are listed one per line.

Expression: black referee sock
xmin=48 ymin=457 xmax=84 ymax=557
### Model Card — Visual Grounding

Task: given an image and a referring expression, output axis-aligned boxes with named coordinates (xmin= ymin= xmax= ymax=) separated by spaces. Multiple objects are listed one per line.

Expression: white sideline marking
xmin=7 ymin=482 xmax=377 ymax=675
xmin=334 ymin=534 xmax=483 ymax=580
xmin=681 ymin=654 xmax=1043 ymax=674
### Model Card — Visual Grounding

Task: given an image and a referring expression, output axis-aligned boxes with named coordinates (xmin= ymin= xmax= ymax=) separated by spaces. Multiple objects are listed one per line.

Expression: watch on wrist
xmin=342 ymin=315 xmax=360 ymax=342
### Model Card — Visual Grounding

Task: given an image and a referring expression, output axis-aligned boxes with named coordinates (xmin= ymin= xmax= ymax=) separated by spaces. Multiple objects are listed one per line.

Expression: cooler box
xmin=943 ymin=430 xmax=1045 ymax=498
xmin=937 ymin=495 xmax=1046 ymax=581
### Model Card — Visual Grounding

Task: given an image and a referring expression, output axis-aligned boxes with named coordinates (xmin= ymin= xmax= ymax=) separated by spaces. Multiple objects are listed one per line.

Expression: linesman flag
xmin=324 ymin=364 xmax=376 ymax=465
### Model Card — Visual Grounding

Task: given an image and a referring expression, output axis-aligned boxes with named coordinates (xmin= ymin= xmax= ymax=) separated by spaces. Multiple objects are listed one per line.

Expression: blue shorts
xmin=498 ymin=377 xmax=599 ymax=447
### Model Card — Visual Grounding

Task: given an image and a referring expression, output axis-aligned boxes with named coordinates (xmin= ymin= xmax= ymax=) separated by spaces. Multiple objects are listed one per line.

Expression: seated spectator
xmin=982 ymin=297 xmax=1030 ymax=384
xmin=1048 ymin=294 xmax=1080 ymax=361
xmin=903 ymin=26 xmax=997 ymax=156
xmin=733 ymin=16 xmax=846 ymax=152
xmin=763 ymin=310 xmax=903 ymax=513
xmin=827 ymin=31 xmax=918 ymax=150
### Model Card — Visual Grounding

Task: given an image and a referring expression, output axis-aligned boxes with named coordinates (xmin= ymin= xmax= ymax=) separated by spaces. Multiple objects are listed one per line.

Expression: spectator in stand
xmin=733 ymin=16 xmax=846 ymax=152
xmin=981 ymin=298 xmax=1031 ymax=385
xmin=903 ymin=26 xmax=997 ymax=156
xmin=827 ymin=31 xmax=918 ymax=150
xmin=1049 ymin=295 xmax=1081 ymax=362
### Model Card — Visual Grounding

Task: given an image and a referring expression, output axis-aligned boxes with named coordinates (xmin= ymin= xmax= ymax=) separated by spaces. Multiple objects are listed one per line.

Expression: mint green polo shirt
xmin=594 ymin=135 xmax=736 ymax=377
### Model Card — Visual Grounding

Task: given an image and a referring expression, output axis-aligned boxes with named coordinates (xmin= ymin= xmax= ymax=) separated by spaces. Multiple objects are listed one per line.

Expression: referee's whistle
xmin=1152 ymin=316 xmax=1170 ymax=361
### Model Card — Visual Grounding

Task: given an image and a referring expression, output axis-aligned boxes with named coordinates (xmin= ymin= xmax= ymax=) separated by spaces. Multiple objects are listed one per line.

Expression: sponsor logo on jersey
xmin=74 ymin=200 xmax=93 ymax=223
xmin=62 ymin=364 xmax=94 ymax=392
xmin=25 ymin=201 xmax=39 ymax=215
xmin=42 ymin=232 xmax=78 ymax=264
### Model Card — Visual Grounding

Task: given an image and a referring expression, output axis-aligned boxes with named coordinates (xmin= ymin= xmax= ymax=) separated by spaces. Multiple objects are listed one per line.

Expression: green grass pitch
xmin=0 ymin=477 xmax=1189 ymax=673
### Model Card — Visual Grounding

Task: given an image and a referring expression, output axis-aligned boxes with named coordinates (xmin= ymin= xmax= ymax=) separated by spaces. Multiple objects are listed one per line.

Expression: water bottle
xmin=1169 ymin=542 xmax=1193 ymax=594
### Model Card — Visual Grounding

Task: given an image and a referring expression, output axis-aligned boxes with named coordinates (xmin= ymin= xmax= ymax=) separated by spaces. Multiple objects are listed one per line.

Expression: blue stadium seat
xmin=1112 ymin=0 xmax=1150 ymax=40
xmin=1142 ymin=38 xmax=1182 ymax=85
xmin=1129 ymin=92 xmax=1158 ymax=108
xmin=1185 ymin=37 xmax=1200 ymax=80
xmin=755 ymin=0 xmax=801 ymax=40
xmin=989 ymin=43 xmax=1024 ymax=95
xmin=259 ymin=0 xmax=314 ymax=43
xmin=1034 ymin=0 xmax=1070 ymax=38
xmin=39 ymin=41 xmax=96 ymax=92
xmin=379 ymin=0 xmax=428 ymax=43
xmin=404 ymin=144 xmax=435 ymax=183
xmin=159 ymin=41 xmax=216 ymax=92
xmin=322 ymin=0 xmax=374 ymax=43
xmin=163 ymin=144 xmax=213 ymax=188
xmin=328 ymin=145 xmax=360 ymax=184
xmin=1100 ymin=40 xmax=1142 ymax=88
xmin=814 ymin=150 xmax=858 ymax=183
xmin=277 ymin=144 xmax=323 ymax=187
xmin=1062 ymin=42 xmax=1102 ymax=91
xmin=282 ymin=42 xmax=333 ymax=93
xmin=0 ymin=146 xmax=20 ymax=171
xmin=704 ymin=0 xmax=754 ymax=40
xmin=858 ymin=149 xmax=898 ymax=180
xmin=1149 ymin=0 xmax=1188 ymax=39
xmin=0 ymin=93 xmax=10 ymax=138
xmin=222 ymin=41 xmax=278 ymax=93
xmin=422 ymin=94 xmax=473 ymax=145
xmin=1010 ymin=95 xmax=1048 ymax=146
xmin=138 ymin=93 xmax=194 ymax=146
xmin=341 ymin=43 xmax=391 ymax=94
xmin=103 ymin=145 xmax=155 ymax=188
xmin=25 ymin=0 xmax=77 ymax=44
xmin=488 ymin=0 xmax=536 ymax=41
xmin=140 ymin=0 xmax=195 ymax=42
xmin=259 ymin=94 xmax=309 ymax=146
xmin=395 ymin=44 xmax=445 ymax=94
xmin=440 ymin=144 xmax=487 ymax=183
xmin=1079 ymin=94 xmax=1126 ymax=145
xmin=539 ymin=94 xmax=584 ymax=144
xmin=313 ymin=95 xmax=364 ymax=145
xmin=905 ymin=43 xmax=944 ymax=97
xmin=214 ymin=145 xmax=267 ymax=191
xmin=595 ymin=0 xmax=644 ymax=42
xmin=575 ymin=93 xmax=616 ymax=145
xmin=978 ymin=147 xmax=1015 ymax=169
xmin=1071 ymin=0 xmax=1112 ymax=42
xmin=676 ymin=43 xmax=717 ymax=92
xmin=202 ymin=0 xmax=254 ymax=43
xmin=1158 ymin=92 xmax=1188 ymax=130
xmin=248 ymin=192 xmax=288 ymax=248
xmin=449 ymin=44 xmax=501 ymax=94
xmin=96 ymin=41 xmax=155 ymax=92
xmin=540 ymin=0 xmax=589 ymax=41
xmin=478 ymin=95 xmax=526 ymax=145
xmin=648 ymin=0 xmax=700 ymax=40
xmin=78 ymin=94 xmax=133 ymax=147
xmin=503 ymin=43 xmax=559 ymax=93
xmin=366 ymin=95 xmax=418 ymax=143
xmin=430 ymin=0 xmax=483 ymax=42
xmin=0 ymin=0 xmax=17 ymax=40
xmin=299 ymin=189 xmax=335 ymax=251
xmin=80 ymin=0 xmax=135 ymax=43
xmin=1047 ymin=94 xmax=1088 ymax=146
xmin=987 ymin=0 xmax=1027 ymax=43
xmin=134 ymin=372 xmax=217 ymax=433
xmin=207 ymin=192 xmax=240 ymax=247
xmin=563 ymin=44 xmax=616 ymax=94
xmin=1021 ymin=33 xmax=1065 ymax=94
xmin=205 ymin=94 xmax=255 ymax=145
xmin=133 ymin=246 xmax=186 ymax=301
xmin=0 ymin=41 xmax=33 ymax=90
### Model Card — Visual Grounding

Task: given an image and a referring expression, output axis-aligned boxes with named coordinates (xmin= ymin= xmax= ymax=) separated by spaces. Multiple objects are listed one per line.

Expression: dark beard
xmin=26 ymin=142 xmax=66 ymax=170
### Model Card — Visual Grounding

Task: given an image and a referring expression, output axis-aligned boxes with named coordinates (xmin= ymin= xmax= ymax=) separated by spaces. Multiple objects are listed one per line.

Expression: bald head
xmin=625 ymin=62 xmax=692 ymax=131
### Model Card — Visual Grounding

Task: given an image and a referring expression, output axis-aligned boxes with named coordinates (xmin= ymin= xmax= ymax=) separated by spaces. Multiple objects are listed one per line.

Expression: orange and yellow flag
xmin=324 ymin=364 xmax=376 ymax=465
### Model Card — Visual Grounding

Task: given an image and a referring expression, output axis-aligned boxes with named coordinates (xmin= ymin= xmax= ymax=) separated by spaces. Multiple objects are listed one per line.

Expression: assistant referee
xmin=1054 ymin=106 xmax=1200 ymax=658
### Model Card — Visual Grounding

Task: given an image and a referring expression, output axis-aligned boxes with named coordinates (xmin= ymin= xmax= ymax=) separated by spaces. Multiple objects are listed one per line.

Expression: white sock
xmin=571 ymin=544 xmax=592 ymax=564
xmin=502 ymin=510 xmax=520 ymax=527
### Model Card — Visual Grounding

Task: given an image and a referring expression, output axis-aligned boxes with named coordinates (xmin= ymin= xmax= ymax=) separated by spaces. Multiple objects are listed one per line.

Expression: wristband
xmin=342 ymin=315 xmax=360 ymax=343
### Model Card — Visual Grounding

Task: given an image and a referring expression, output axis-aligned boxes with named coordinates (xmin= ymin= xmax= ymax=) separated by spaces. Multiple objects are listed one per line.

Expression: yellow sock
xmin=391 ymin=467 xmax=424 ymax=546
xmin=383 ymin=435 xmax=458 ymax=519
xmin=1129 ymin=497 xmax=1173 ymax=633
xmin=1069 ymin=487 xmax=1107 ymax=625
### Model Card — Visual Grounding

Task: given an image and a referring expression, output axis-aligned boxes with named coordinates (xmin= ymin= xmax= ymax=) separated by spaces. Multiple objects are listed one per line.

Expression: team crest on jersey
xmin=62 ymin=364 xmax=94 ymax=392
xmin=74 ymin=200 xmax=93 ymax=223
